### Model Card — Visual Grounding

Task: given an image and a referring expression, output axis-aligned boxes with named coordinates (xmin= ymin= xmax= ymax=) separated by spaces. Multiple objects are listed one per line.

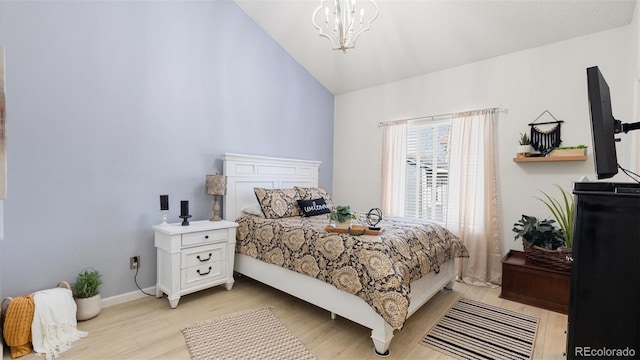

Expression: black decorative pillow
xmin=295 ymin=186 xmax=334 ymax=210
xmin=297 ymin=198 xmax=331 ymax=217
xmin=254 ymin=187 xmax=300 ymax=219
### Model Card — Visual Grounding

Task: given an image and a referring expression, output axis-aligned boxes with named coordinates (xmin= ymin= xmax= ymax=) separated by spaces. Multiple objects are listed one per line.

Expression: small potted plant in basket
xmin=513 ymin=215 xmax=572 ymax=271
xmin=330 ymin=205 xmax=357 ymax=229
xmin=72 ymin=268 xmax=103 ymax=321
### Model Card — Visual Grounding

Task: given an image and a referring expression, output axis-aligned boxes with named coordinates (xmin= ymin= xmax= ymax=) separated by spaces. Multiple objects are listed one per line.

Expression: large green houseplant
xmin=534 ymin=184 xmax=575 ymax=248
xmin=513 ymin=214 xmax=572 ymax=271
xmin=512 ymin=214 xmax=565 ymax=250
xmin=72 ymin=268 xmax=103 ymax=320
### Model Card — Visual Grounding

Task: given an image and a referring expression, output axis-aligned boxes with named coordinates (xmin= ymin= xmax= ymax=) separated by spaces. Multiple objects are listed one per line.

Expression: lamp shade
xmin=206 ymin=174 xmax=226 ymax=196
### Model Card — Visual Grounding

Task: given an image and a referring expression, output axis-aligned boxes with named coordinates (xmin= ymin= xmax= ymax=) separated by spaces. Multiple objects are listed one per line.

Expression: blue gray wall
xmin=0 ymin=1 xmax=334 ymax=298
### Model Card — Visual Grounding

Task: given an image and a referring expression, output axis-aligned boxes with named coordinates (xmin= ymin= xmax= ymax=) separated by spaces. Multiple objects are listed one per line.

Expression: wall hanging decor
xmin=529 ymin=110 xmax=563 ymax=156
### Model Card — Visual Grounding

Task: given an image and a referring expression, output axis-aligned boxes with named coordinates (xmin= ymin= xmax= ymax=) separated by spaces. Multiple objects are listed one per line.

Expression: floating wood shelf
xmin=513 ymin=155 xmax=587 ymax=163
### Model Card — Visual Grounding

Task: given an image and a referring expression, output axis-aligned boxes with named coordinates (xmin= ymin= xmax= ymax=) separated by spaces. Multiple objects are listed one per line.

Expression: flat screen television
xmin=586 ymin=66 xmax=619 ymax=179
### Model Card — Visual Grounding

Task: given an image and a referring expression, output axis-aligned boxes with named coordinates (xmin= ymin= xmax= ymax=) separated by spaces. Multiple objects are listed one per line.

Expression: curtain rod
xmin=378 ymin=106 xmax=507 ymax=127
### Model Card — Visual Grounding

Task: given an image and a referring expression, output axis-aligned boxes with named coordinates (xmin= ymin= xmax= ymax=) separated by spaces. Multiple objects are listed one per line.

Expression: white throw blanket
xmin=31 ymin=287 xmax=88 ymax=359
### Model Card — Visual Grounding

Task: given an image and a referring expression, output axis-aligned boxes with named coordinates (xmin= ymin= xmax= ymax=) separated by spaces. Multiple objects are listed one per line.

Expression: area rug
xmin=182 ymin=307 xmax=315 ymax=360
xmin=421 ymin=297 xmax=538 ymax=360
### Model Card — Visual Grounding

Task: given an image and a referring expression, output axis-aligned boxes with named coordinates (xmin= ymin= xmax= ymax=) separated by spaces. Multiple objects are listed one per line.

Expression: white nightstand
xmin=153 ymin=220 xmax=238 ymax=308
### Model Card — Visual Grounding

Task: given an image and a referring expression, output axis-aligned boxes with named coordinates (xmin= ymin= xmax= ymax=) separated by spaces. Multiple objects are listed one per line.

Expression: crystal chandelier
xmin=312 ymin=0 xmax=379 ymax=53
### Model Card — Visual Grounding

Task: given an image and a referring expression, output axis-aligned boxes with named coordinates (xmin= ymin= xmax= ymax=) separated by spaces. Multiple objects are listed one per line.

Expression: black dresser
xmin=566 ymin=182 xmax=640 ymax=359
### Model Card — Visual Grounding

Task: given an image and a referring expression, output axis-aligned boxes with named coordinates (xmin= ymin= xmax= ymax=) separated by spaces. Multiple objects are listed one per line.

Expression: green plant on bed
xmin=330 ymin=205 xmax=357 ymax=223
xmin=512 ymin=214 xmax=565 ymax=250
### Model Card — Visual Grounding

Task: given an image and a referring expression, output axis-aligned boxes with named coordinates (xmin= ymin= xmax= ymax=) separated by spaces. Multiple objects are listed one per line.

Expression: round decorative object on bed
xmin=366 ymin=208 xmax=382 ymax=230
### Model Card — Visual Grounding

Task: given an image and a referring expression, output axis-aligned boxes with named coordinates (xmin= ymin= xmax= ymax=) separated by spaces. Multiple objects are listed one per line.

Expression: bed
xmin=222 ymin=153 xmax=468 ymax=355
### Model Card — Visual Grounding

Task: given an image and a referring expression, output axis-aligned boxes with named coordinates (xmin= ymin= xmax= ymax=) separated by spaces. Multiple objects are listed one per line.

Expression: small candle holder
xmin=160 ymin=210 xmax=169 ymax=226
xmin=179 ymin=214 xmax=192 ymax=226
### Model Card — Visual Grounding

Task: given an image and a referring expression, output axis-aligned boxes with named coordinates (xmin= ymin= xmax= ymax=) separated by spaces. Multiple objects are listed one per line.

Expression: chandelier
xmin=312 ymin=0 xmax=379 ymax=53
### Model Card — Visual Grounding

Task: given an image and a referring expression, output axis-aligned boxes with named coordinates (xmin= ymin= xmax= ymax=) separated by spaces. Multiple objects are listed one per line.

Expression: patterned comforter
xmin=235 ymin=214 xmax=469 ymax=329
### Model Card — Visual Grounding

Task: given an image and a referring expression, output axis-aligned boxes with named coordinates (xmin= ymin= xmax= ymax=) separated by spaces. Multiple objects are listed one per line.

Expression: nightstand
xmin=153 ymin=220 xmax=238 ymax=308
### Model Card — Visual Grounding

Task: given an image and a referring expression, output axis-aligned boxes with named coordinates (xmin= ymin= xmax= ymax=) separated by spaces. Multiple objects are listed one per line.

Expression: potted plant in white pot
xmin=329 ymin=205 xmax=357 ymax=229
xmin=516 ymin=132 xmax=533 ymax=157
xmin=72 ymin=268 xmax=103 ymax=321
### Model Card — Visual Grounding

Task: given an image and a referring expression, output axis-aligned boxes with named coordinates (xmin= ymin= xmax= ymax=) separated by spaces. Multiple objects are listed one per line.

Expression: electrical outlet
xmin=130 ymin=256 xmax=140 ymax=269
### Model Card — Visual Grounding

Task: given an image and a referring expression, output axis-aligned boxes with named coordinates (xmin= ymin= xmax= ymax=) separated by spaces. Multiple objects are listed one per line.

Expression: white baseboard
xmin=101 ymin=286 xmax=156 ymax=308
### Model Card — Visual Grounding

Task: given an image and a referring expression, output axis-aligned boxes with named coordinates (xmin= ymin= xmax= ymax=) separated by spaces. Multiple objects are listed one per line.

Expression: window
xmin=405 ymin=118 xmax=451 ymax=224
xmin=382 ymin=108 xmax=500 ymax=285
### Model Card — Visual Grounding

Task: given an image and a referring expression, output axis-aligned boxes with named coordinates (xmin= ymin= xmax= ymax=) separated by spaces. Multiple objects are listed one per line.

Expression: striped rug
xmin=421 ymin=297 xmax=538 ymax=360
xmin=182 ymin=307 xmax=315 ymax=360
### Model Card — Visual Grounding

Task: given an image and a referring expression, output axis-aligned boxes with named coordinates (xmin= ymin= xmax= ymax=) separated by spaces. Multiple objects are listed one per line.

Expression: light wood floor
xmin=3 ymin=275 xmax=568 ymax=360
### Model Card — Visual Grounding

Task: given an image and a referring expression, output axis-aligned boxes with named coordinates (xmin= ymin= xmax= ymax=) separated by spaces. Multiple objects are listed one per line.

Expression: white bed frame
xmin=222 ymin=153 xmax=454 ymax=355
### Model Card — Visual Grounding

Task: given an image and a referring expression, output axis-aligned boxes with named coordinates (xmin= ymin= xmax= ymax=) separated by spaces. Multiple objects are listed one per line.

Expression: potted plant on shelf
xmin=516 ymin=132 xmax=533 ymax=158
xmin=513 ymin=214 xmax=572 ymax=271
xmin=549 ymin=145 xmax=587 ymax=158
xmin=72 ymin=268 xmax=103 ymax=321
xmin=330 ymin=205 xmax=357 ymax=229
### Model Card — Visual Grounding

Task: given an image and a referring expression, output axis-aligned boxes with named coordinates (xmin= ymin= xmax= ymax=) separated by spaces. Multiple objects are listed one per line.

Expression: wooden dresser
xmin=500 ymin=250 xmax=570 ymax=314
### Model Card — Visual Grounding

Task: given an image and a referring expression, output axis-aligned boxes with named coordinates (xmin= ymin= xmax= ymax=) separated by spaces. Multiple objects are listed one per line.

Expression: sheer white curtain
xmin=381 ymin=120 xmax=407 ymax=216
xmin=446 ymin=109 xmax=501 ymax=287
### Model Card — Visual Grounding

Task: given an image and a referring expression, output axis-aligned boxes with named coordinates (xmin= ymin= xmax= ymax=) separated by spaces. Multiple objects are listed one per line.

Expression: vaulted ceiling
xmin=235 ymin=0 xmax=637 ymax=95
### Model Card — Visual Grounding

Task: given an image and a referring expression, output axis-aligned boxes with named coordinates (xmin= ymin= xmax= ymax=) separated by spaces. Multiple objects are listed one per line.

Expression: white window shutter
xmin=405 ymin=118 xmax=451 ymax=224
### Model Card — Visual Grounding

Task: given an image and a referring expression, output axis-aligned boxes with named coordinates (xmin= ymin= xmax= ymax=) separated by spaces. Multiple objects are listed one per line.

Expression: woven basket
xmin=1 ymin=281 xmax=72 ymax=358
xmin=1 ymin=281 xmax=70 ymax=326
xmin=523 ymin=241 xmax=572 ymax=272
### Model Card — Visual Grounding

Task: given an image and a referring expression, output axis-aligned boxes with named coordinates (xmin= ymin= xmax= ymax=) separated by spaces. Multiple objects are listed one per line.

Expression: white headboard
xmin=222 ymin=153 xmax=321 ymax=221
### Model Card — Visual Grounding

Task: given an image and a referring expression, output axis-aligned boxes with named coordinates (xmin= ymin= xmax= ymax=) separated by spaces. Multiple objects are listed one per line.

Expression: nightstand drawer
xmin=181 ymin=229 xmax=227 ymax=247
xmin=181 ymin=244 xmax=224 ymax=269
xmin=181 ymin=262 xmax=225 ymax=289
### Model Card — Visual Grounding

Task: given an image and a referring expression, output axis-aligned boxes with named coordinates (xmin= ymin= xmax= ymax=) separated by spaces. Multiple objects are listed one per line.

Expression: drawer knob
xmin=197 ymin=267 xmax=212 ymax=276
xmin=197 ymin=253 xmax=212 ymax=262
xmin=204 ymin=235 xmax=209 ymax=239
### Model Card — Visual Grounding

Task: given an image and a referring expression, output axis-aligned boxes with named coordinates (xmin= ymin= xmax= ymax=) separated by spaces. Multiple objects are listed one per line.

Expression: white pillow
xmin=242 ymin=204 xmax=265 ymax=218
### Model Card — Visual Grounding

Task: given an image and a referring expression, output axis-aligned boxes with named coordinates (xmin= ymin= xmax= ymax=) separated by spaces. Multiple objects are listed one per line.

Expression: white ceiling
xmin=235 ymin=0 xmax=637 ymax=95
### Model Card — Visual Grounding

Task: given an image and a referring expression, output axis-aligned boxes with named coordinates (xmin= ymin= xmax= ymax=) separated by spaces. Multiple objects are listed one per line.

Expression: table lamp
xmin=206 ymin=174 xmax=226 ymax=221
